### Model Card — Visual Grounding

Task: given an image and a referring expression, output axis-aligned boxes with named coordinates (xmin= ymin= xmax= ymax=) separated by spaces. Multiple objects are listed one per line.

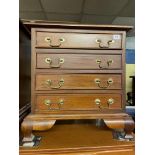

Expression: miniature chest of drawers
xmin=21 ymin=21 xmax=134 ymax=144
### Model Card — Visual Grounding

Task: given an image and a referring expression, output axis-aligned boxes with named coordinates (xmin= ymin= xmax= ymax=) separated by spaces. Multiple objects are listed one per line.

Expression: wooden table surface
xmin=20 ymin=121 xmax=134 ymax=155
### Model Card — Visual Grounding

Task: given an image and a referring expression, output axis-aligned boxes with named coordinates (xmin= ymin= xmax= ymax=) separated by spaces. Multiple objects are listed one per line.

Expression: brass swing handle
xmin=44 ymin=79 xmax=64 ymax=89
xmin=45 ymin=57 xmax=64 ymax=68
xmin=45 ymin=37 xmax=65 ymax=47
xmin=95 ymin=98 xmax=114 ymax=109
xmin=96 ymin=39 xmax=115 ymax=48
xmin=95 ymin=78 xmax=113 ymax=89
xmin=96 ymin=59 xmax=113 ymax=69
xmin=44 ymin=99 xmax=64 ymax=110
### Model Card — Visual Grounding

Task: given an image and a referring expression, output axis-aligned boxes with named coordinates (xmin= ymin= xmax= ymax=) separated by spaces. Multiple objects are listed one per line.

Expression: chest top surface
xmin=22 ymin=19 xmax=133 ymax=34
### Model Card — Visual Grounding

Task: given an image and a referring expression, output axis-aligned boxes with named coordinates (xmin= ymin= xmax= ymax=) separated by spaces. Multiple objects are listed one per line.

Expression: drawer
xmin=36 ymin=54 xmax=122 ymax=70
xmin=36 ymin=74 xmax=121 ymax=90
xmin=35 ymin=94 xmax=122 ymax=111
xmin=36 ymin=32 xmax=122 ymax=49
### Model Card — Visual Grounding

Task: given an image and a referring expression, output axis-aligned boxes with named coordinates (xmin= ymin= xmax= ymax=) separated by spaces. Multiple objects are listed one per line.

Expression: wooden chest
xmin=21 ymin=21 xmax=134 ymax=145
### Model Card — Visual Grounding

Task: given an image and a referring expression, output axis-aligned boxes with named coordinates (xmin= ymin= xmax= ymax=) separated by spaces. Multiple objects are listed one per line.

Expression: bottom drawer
xmin=35 ymin=94 xmax=122 ymax=111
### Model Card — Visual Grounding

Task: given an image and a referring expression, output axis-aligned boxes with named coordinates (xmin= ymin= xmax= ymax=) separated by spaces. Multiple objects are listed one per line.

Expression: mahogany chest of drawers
xmin=21 ymin=21 xmax=134 ymax=145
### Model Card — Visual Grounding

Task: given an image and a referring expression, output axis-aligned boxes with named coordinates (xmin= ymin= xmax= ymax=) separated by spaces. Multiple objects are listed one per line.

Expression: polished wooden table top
xmin=20 ymin=121 xmax=134 ymax=155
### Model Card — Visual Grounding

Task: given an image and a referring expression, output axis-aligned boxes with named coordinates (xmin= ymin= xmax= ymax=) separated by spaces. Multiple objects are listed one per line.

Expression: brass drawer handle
xmin=44 ymin=99 xmax=52 ymax=106
xmin=96 ymin=39 xmax=115 ymax=48
xmin=95 ymin=99 xmax=108 ymax=109
xmin=95 ymin=99 xmax=101 ymax=105
xmin=45 ymin=57 xmax=64 ymax=68
xmin=96 ymin=59 xmax=113 ymax=69
xmin=44 ymin=78 xmax=64 ymax=89
xmin=45 ymin=37 xmax=65 ymax=47
xmin=44 ymin=99 xmax=64 ymax=110
xmin=107 ymin=98 xmax=114 ymax=105
xmin=95 ymin=78 xmax=113 ymax=89
xmin=95 ymin=98 xmax=115 ymax=109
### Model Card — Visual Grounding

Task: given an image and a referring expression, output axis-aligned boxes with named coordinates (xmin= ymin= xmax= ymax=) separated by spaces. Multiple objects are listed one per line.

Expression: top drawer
xmin=36 ymin=32 xmax=122 ymax=49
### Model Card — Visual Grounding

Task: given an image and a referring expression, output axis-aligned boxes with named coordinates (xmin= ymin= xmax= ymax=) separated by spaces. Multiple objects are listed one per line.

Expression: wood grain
xmin=36 ymin=53 xmax=122 ymax=70
xmin=36 ymin=32 xmax=122 ymax=49
xmin=36 ymin=48 xmax=123 ymax=54
xmin=35 ymin=94 xmax=122 ymax=111
xmin=36 ymin=74 xmax=122 ymax=90
xmin=21 ymin=116 xmax=56 ymax=142
xmin=25 ymin=112 xmax=129 ymax=120
xmin=20 ymin=123 xmax=134 ymax=155
xmin=20 ymin=149 xmax=134 ymax=155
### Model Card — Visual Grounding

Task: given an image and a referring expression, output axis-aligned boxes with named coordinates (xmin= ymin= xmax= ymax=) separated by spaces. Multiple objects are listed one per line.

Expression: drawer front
xmin=37 ymin=54 xmax=122 ymax=70
xmin=36 ymin=32 xmax=122 ymax=49
xmin=36 ymin=74 xmax=121 ymax=90
xmin=35 ymin=94 xmax=122 ymax=111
